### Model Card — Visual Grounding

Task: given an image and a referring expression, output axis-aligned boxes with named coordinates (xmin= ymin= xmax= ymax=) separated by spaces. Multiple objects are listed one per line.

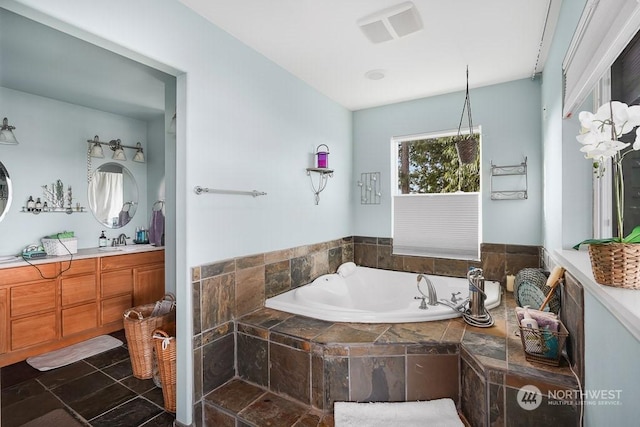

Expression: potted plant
xmin=573 ymin=101 xmax=640 ymax=288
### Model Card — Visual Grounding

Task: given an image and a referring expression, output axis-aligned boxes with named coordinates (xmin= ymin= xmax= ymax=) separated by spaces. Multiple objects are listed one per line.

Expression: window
xmin=392 ymin=130 xmax=481 ymax=260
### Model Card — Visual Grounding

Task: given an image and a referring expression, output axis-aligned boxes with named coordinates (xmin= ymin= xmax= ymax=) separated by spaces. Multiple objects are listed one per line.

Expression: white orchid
xmin=575 ymin=101 xmax=640 ymax=244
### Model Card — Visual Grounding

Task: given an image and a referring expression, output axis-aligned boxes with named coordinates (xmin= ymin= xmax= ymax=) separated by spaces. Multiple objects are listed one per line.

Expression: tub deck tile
xmin=271 ymin=316 xmax=334 ymax=340
xmin=312 ymin=323 xmax=390 ymax=345
xmin=375 ymin=321 xmax=448 ymax=344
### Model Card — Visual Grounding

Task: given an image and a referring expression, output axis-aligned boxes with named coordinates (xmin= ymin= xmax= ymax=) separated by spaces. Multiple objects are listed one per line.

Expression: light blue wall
xmin=0 ymin=86 xmax=154 ymax=254
xmin=352 ymin=78 xmax=542 ymax=245
xmin=542 ymin=0 xmax=591 ymax=252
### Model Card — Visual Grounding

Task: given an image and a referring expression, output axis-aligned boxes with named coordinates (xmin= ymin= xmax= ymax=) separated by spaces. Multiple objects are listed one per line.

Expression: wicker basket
xmin=588 ymin=243 xmax=640 ymax=289
xmin=517 ymin=318 xmax=569 ymax=367
xmin=455 ymin=136 xmax=478 ymax=164
xmin=41 ymin=237 xmax=78 ymax=255
xmin=123 ymin=294 xmax=175 ymax=379
xmin=153 ymin=322 xmax=176 ymax=412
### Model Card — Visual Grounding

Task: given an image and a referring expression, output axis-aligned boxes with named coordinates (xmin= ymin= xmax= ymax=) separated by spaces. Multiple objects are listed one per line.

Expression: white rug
xmin=26 ymin=335 xmax=123 ymax=371
xmin=334 ymin=399 xmax=464 ymax=427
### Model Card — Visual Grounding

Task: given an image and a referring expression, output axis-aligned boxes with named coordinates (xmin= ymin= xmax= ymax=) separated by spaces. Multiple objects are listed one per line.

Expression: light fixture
xmin=168 ymin=113 xmax=176 ymax=134
xmin=85 ymin=136 xmax=145 ymax=163
xmin=0 ymin=117 xmax=19 ymax=145
xmin=132 ymin=142 xmax=145 ymax=163
xmin=112 ymin=139 xmax=126 ymax=161
xmin=88 ymin=135 xmax=104 ymax=158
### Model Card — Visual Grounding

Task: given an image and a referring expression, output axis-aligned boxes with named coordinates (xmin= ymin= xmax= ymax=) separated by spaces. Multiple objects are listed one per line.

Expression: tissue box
xmin=41 ymin=237 xmax=78 ymax=256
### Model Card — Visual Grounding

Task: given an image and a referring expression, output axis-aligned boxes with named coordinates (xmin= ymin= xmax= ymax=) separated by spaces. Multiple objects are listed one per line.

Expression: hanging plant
xmin=455 ymin=66 xmax=478 ymax=165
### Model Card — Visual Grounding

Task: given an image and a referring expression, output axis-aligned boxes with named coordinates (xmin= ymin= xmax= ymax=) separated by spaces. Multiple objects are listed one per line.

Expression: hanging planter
xmin=455 ymin=67 xmax=478 ymax=164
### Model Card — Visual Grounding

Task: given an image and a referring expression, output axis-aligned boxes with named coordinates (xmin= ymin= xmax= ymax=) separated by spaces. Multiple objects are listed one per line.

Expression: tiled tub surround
xmin=190 ymin=236 xmax=549 ymax=425
xmin=201 ymin=295 xmax=580 ymax=427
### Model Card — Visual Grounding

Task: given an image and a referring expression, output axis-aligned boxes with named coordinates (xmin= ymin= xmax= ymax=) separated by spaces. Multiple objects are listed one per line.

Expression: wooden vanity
xmin=0 ymin=248 xmax=164 ymax=367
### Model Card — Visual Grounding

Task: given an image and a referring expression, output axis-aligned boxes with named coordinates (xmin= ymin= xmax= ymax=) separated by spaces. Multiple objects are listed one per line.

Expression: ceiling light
xmin=88 ymin=135 xmax=104 ymax=158
xmin=365 ymin=70 xmax=386 ymax=80
xmin=358 ymin=2 xmax=423 ymax=44
xmin=0 ymin=117 xmax=19 ymax=145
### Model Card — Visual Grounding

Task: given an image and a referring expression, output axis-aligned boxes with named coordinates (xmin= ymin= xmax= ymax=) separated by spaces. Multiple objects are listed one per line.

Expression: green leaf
xmin=623 ymin=225 xmax=640 ymax=243
xmin=572 ymin=238 xmax=617 ymax=250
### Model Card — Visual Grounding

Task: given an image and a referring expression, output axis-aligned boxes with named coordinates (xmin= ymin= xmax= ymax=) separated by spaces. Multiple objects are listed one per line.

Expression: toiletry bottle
xmin=42 ymin=202 xmax=49 ymax=212
xmin=520 ymin=306 xmax=539 ymax=329
xmin=27 ymin=196 xmax=35 ymax=212
xmin=135 ymin=227 xmax=141 ymax=243
xmin=35 ymin=198 xmax=42 ymax=212
xmin=99 ymin=231 xmax=107 ymax=247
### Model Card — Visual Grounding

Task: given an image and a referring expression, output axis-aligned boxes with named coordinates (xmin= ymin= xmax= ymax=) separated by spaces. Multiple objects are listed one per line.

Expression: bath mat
xmin=334 ymin=399 xmax=464 ymax=427
xmin=20 ymin=409 xmax=84 ymax=427
xmin=26 ymin=335 xmax=123 ymax=371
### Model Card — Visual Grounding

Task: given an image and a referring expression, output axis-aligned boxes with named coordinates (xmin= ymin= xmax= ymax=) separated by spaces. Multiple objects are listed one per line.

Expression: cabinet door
xmin=133 ymin=265 xmax=165 ymax=306
xmin=0 ymin=289 xmax=7 ymax=354
xmin=101 ymin=269 xmax=133 ymax=298
xmin=61 ymin=275 xmax=97 ymax=306
xmin=11 ymin=312 xmax=57 ymax=350
xmin=10 ymin=281 xmax=56 ymax=317
xmin=62 ymin=303 xmax=98 ymax=337
xmin=101 ymin=294 xmax=132 ymax=326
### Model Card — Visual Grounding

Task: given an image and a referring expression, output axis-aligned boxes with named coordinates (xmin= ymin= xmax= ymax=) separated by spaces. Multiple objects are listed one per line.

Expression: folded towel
xmin=337 ymin=262 xmax=357 ymax=278
xmin=334 ymin=399 xmax=464 ymax=427
xmin=516 ymin=307 xmax=559 ymax=331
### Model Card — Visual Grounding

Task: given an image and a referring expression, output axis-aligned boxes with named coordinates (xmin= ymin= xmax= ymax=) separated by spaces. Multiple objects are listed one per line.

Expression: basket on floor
xmin=123 ymin=293 xmax=175 ymax=379
xmin=153 ymin=322 xmax=176 ymax=412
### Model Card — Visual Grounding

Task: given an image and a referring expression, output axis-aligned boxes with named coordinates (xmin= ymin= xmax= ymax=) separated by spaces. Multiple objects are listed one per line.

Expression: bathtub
xmin=265 ymin=264 xmax=501 ymax=323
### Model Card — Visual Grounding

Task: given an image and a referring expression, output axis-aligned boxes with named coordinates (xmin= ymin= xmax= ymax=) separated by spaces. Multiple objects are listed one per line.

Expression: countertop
xmin=0 ymin=244 xmax=164 ymax=270
xmin=555 ymin=249 xmax=640 ymax=342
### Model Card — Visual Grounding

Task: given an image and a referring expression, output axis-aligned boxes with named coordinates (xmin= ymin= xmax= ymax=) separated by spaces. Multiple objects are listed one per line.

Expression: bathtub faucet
xmin=416 ymin=274 xmax=438 ymax=307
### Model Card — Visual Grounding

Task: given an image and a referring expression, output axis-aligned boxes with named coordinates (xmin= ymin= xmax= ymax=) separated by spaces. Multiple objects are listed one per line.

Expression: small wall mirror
xmin=88 ymin=162 xmax=138 ymax=228
xmin=0 ymin=161 xmax=12 ymax=222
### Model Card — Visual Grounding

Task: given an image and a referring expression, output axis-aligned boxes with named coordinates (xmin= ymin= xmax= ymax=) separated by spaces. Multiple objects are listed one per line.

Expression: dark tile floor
xmin=0 ymin=330 xmax=175 ymax=427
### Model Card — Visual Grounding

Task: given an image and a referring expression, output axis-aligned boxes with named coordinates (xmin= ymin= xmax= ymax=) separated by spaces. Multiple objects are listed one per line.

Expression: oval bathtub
xmin=265 ymin=265 xmax=501 ymax=323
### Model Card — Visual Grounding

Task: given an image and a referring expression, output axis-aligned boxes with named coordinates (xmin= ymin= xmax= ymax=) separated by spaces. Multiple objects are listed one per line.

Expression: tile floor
xmin=0 ymin=330 xmax=175 ymax=427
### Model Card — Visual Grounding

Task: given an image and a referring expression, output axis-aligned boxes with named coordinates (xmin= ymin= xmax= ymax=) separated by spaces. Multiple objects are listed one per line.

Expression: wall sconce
xmin=315 ymin=144 xmax=329 ymax=168
xmin=86 ymin=136 xmax=145 ymax=163
xmin=0 ymin=117 xmax=19 ymax=145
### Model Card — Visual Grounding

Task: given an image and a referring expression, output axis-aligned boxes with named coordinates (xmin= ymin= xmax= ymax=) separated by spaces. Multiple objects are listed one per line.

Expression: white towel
xmin=337 ymin=262 xmax=357 ymax=278
xmin=334 ymin=399 xmax=464 ymax=427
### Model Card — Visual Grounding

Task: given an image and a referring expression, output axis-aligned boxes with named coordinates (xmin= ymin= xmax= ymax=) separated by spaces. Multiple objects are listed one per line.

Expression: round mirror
xmin=0 ymin=161 xmax=12 ymax=222
xmin=88 ymin=163 xmax=138 ymax=228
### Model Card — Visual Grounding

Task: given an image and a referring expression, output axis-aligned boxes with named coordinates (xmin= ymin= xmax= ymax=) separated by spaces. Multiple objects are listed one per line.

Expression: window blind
xmin=563 ymin=0 xmax=640 ymax=118
xmin=393 ymin=193 xmax=480 ymax=260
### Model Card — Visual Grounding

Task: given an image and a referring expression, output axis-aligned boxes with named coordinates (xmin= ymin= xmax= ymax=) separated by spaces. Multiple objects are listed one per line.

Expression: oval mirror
xmin=0 ymin=161 xmax=12 ymax=222
xmin=88 ymin=163 xmax=138 ymax=228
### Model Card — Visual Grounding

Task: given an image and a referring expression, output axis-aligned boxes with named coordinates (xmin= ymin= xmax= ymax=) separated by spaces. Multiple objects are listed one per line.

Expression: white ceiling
xmin=178 ymin=0 xmax=560 ymax=111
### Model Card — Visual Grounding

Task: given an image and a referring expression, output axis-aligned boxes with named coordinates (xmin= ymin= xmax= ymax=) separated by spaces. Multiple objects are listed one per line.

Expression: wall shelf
xmin=490 ymin=157 xmax=527 ymax=200
xmin=21 ymin=207 xmax=86 ymax=214
xmin=306 ymin=168 xmax=333 ymax=205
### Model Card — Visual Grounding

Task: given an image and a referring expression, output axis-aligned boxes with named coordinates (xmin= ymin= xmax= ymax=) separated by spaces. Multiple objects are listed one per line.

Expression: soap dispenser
xmin=99 ymin=231 xmax=107 ymax=247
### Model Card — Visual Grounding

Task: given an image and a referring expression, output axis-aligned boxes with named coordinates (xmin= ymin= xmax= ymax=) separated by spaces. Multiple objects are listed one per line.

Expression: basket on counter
xmin=41 ymin=237 xmax=78 ymax=255
xmin=588 ymin=242 xmax=640 ymax=289
xmin=516 ymin=312 xmax=568 ymax=367
xmin=123 ymin=293 xmax=175 ymax=379
xmin=153 ymin=322 xmax=176 ymax=412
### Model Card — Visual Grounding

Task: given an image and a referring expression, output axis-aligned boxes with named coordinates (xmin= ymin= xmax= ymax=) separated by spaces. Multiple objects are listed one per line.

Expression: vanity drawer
xmin=62 ymin=303 xmax=97 ymax=336
xmin=10 ymin=281 xmax=56 ymax=317
xmin=101 ymin=294 xmax=131 ymax=325
xmin=101 ymin=251 xmax=164 ymax=271
xmin=101 ymin=270 xmax=133 ymax=298
xmin=60 ymin=258 xmax=97 ymax=277
xmin=61 ymin=275 xmax=97 ymax=306
xmin=11 ymin=312 xmax=57 ymax=350
xmin=2 ymin=264 xmax=57 ymax=285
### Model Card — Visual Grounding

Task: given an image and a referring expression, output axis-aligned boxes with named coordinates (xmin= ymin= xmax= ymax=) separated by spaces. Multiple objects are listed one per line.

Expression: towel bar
xmin=194 ymin=186 xmax=267 ymax=197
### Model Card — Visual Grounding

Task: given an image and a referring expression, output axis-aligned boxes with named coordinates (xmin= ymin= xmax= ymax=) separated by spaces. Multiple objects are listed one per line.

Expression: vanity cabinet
xmin=0 ymin=249 xmax=165 ymax=367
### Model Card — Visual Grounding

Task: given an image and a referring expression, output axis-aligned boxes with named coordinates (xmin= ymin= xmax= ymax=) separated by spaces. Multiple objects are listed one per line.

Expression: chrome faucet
xmin=113 ymin=233 xmax=129 ymax=246
xmin=416 ymin=273 xmax=438 ymax=307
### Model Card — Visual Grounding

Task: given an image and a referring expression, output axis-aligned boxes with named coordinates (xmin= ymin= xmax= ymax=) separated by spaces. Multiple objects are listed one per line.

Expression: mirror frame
xmin=87 ymin=162 xmax=138 ymax=229
xmin=0 ymin=161 xmax=12 ymax=223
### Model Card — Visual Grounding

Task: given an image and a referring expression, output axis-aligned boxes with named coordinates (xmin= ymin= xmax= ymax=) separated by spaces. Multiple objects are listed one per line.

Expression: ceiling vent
xmin=357 ymin=2 xmax=423 ymax=44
